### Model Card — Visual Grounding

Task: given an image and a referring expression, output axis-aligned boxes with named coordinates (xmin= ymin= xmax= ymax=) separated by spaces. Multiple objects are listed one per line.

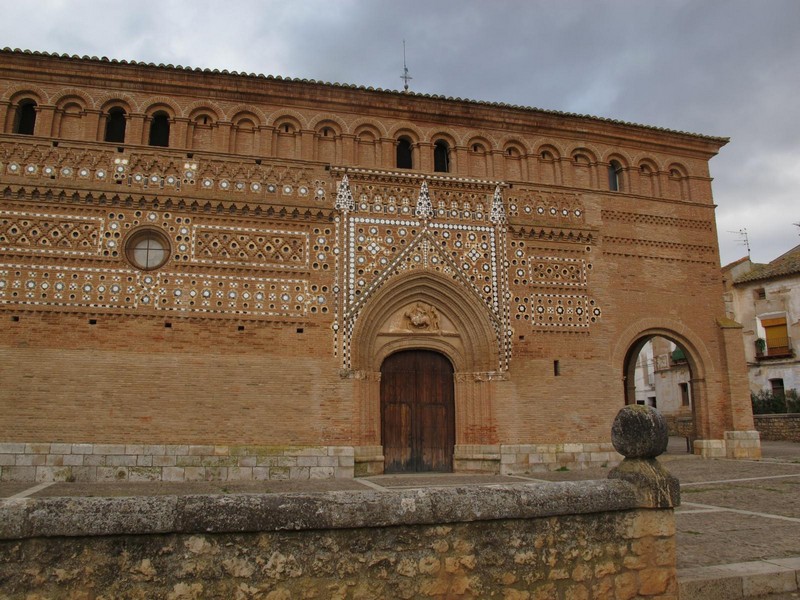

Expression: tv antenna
xmin=728 ymin=228 xmax=751 ymax=256
xmin=401 ymin=39 xmax=413 ymax=92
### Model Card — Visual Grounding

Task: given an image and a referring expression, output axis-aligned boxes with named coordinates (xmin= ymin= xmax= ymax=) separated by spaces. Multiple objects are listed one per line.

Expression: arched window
xmin=190 ymin=113 xmax=214 ymax=150
xmin=433 ymin=140 xmax=450 ymax=173
xmin=148 ymin=112 xmax=170 ymax=147
xmin=104 ymin=107 xmax=127 ymax=143
xmin=276 ymin=121 xmax=297 ymax=158
xmin=608 ymin=160 xmax=623 ymax=192
xmin=396 ymin=137 xmax=413 ymax=169
xmin=469 ymin=142 xmax=487 ymax=177
xmin=14 ymin=100 xmax=37 ymax=135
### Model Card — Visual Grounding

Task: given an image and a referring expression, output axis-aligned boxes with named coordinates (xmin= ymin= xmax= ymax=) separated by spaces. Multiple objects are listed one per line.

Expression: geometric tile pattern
xmin=528 ymin=256 xmax=588 ymax=288
xmin=0 ymin=211 xmax=105 ymax=256
xmin=0 ymin=263 xmax=316 ymax=318
xmin=192 ymin=226 xmax=308 ymax=270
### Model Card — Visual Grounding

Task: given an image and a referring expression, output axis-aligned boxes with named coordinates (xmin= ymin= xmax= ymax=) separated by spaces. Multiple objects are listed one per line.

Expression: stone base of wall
xmin=693 ymin=438 xmax=726 ymax=458
xmin=1 ymin=441 xmax=629 ymax=481
xmin=693 ymin=432 xmax=762 ymax=460
xmin=454 ymin=444 xmax=501 ymax=473
xmin=353 ymin=445 xmax=384 ymax=477
xmin=754 ymin=414 xmax=800 ymax=442
xmin=500 ymin=442 xmax=622 ymax=474
xmin=0 ymin=443 xmax=355 ymax=483
xmin=725 ymin=430 xmax=762 ymax=459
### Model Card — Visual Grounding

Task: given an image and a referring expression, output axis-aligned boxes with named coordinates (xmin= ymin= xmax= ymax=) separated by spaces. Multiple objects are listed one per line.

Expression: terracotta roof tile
xmin=734 ymin=244 xmax=800 ymax=284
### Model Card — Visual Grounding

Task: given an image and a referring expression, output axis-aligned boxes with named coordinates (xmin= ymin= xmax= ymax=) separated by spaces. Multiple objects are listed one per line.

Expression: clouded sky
xmin=2 ymin=0 xmax=798 ymax=265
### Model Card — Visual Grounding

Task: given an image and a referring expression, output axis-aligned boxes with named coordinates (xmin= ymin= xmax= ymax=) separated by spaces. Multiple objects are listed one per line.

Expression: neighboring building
xmin=0 ymin=49 xmax=760 ymax=482
xmin=632 ymin=336 xmax=693 ymax=416
xmin=723 ymin=245 xmax=800 ymax=398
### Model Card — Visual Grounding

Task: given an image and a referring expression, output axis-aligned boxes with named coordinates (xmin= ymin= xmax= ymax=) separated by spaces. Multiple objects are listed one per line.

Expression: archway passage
xmin=381 ymin=349 xmax=455 ymax=473
xmin=624 ymin=334 xmax=697 ymax=451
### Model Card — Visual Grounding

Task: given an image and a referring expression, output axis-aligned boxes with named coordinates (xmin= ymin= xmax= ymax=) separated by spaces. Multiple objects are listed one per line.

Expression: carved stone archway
xmin=349 ymin=270 xmax=502 ymax=475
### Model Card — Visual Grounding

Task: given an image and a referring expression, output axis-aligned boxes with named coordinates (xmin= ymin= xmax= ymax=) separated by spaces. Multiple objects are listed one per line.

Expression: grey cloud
xmin=2 ymin=0 xmax=798 ymax=263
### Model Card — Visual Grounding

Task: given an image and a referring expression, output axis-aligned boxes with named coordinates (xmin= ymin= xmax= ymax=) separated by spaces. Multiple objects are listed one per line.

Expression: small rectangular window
xmin=761 ymin=316 xmax=790 ymax=357
xmin=679 ymin=382 xmax=691 ymax=407
xmin=755 ymin=288 xmax=766 ymax=300
xmin=770 ymin=378 xmax=785 ymax=400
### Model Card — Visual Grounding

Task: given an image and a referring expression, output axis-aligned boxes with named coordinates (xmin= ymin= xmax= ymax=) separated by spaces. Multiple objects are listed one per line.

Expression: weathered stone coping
xmin=0 ymin=479 xmax=641 ymax=540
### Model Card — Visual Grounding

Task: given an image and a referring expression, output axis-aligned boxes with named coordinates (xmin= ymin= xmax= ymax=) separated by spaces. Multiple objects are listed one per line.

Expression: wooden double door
xmin=380 ymin=350 xmax=455 ymax=473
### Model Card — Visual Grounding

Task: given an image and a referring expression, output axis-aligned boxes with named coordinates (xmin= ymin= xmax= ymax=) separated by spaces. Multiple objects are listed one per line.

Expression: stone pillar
xmin=171 ymin=117 xmax=189 ymax=149
xmin=555 ymin=157 xmax=569 ymax=185
xmin=83 ymin=109 xmax=102 ymax=142
xmin=257 ymin=125 xmax=273 ymax=157
xmin=34 ymin=105 xmax=56 ymax=137
xmin=352 ymin=370 xmax=383 ymax=476
xmin=490 ymin=149 xmax=504 ymax=178
xmin=717 ymin=317 xmax=761 ymax=459
xmin=300 ymin=129 xmax=315 ymax=161
xmin=416 ymin=141 xmax=432 ymax=172
xmin=453 ymin=372 xmax=501 ymax=474
xmin=452 ymin=146 xmax=467 ymax=176
xmin=525 ymin=154 xmax=539 ymax=183
xmin=454 ymin=372 xmax=499 ymax=446
xmin=339 ymin=134 xmax=355 ymax=165
xmin=216 ymin=121 xmax=232 ymax=153
xmin=380 ymin=138 xmax=395 ymax=169
xmin=127 ymin=113 xmax=146 ymax=145
xmin=0 ymin=100 xmax=11 ymax=131
xmin=608 ymin=405 xmax=680 ymax=509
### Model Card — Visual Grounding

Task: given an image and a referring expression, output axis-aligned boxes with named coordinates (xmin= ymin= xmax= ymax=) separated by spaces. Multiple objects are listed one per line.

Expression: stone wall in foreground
xmin=0 ymin=480 xmax=678 ymax=599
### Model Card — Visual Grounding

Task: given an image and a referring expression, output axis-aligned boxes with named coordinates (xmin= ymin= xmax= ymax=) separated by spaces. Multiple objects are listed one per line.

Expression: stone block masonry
xmin=754 ymin=413 xmax=800 ymax=442
xmin=0 ymin=442 xmax=354 ymax=482
xmin=1 ymin=441 xmax=624 ymax=482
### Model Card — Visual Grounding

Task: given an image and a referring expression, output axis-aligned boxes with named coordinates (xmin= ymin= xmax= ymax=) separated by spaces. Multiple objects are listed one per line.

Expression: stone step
xmin=679 ymin=557 xmax=800 ymax=599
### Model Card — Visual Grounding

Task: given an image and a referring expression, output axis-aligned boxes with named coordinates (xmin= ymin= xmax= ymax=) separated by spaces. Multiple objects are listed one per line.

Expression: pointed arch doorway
xmin=381 ymin=349 xmax=455 ymax=473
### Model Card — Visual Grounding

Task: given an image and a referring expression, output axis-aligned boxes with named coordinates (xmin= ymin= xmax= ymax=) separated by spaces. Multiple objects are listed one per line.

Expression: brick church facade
xmin=0 ymin=49 xmax=759 ymax=482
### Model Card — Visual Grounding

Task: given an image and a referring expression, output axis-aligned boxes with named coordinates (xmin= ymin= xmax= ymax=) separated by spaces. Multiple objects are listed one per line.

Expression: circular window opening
xmin=126 ymin=229 xmax=170 ymax=270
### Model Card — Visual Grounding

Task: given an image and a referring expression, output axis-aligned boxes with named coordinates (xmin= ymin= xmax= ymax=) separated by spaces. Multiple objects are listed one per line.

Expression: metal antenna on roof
xmin=401 ymin=39 xmax=412 ymax=92
xmin=729 ymin=228 xmax=751 ymax=256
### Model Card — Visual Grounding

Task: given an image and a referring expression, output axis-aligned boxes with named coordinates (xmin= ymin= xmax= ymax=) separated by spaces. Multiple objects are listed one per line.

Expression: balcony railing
xmin=756 ymin=337 xmax=794 ymax=359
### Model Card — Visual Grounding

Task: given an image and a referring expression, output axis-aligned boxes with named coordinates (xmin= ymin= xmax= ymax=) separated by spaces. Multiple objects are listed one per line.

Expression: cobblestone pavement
xmin=2 ymin=438 xmax=800 ymax=597
xmin=505 ymin=438 xmax=800 ymax=570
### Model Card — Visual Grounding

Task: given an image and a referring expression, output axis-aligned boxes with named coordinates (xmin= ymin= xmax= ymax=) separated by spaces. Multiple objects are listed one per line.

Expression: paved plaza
xmin=2 ymin=438 xmax=799 ymax=598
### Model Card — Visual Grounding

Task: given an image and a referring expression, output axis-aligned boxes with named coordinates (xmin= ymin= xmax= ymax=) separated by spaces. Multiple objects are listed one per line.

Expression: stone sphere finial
xmin=611 ymin=405 xmax=669 ymax=459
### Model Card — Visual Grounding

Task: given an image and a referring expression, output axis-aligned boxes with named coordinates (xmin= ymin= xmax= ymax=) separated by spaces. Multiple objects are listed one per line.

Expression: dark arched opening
xmin=14 ymin=100 xmax=37 ymax=135
xmin=433 ymin=140 xmax=450 ymax=173
xmin=104 ymin=107 xmax=127 ymax=143
xmin=608 ymin=160 xmax=623 ymax=192
xmin=396 ymin=137 xmax=413 ymax=169
xmin=623 ymin=335 xmax=696 ymax=452
xmin=148 ymin=112 xmax=170 ymax=147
